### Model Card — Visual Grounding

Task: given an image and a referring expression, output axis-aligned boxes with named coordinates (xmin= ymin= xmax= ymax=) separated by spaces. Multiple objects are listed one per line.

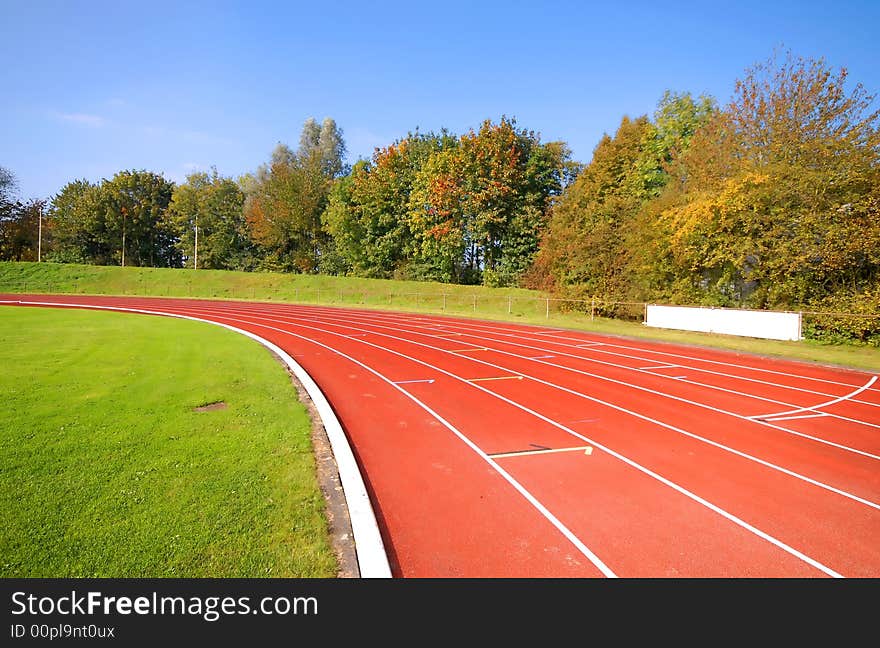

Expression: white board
xmin=645 ymin=305 xmax=802 ymax=341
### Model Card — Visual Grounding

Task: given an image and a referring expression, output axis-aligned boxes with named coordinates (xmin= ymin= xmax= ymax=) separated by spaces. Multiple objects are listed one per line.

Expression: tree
xmin=657 ymin=52 xmax=880 ymax=307
xmin=530 ymin=91 xmax=715 ymax=301
xmin=406 ymin=117 xmax=569 ymax=285
xmin=167 ymin=169 xmax=252 ymax=270
xmin=48 ymin=171 xmax=179 ymax=267
xmin=322 ymin=130 xmax=456 ymax=278
xmin=244 ymin=118 xmax=347 ymax=272
xmin=0 ymin=199 xmax=46 ymax=262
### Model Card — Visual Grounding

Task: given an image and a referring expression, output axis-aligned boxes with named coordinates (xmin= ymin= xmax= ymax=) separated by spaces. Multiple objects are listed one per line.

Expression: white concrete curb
xmin=9 ymin=299 xmax=393 ymax=578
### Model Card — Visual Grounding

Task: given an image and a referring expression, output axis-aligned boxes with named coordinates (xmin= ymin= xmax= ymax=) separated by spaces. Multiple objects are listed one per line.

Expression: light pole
xmin=37 ymin=202 xmax=42 ymax=262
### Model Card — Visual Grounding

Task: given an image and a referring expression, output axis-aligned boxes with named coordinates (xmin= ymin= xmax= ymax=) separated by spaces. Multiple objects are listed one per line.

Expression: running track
xmin=3 ymin=295 xmax=879 ymax=578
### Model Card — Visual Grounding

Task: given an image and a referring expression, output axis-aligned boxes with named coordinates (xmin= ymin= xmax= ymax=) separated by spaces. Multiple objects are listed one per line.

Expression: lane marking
xmin=641 ymin=364 xmax=679 ymax=371
xmin=576 ymin=343 xmax=604 ymax=348
xmin=529 ymin=355 xmax=556 ymax=359
xmin=355 ymin=310 xmax=880 ymax=405
xmin=490 ymin=445 xmax=594 ymax=459
xmin=207 ymin=302 xmax=880 ymax=457
xmin=258 ymin=308 xmax=880 ymax=499
xmin=319 ymin=313 xmax=880 ymax=454
xmin=766 ymin=413 xmax=831 ymax=422
xmin=466 ymin=375 xmax=523 ymax=383
xmin=393 ymin=379 xmax=435 ymax=385
xmin=174 ymin=305 xmax=853 ymax=577
xmin=451 ymin=347 xmax=489 ymax=353
xmin=749 ymin=377 xmax=878 ymax=421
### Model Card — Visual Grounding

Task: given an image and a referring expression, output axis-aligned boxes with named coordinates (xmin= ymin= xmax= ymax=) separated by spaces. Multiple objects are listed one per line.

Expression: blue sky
xmin=2 ymin=0 xmax=878 ymax=200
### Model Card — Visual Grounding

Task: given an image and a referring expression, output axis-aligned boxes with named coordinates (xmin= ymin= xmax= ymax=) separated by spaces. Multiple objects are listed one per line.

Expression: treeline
xmin=531 ymin=53 xmax=880 ymax=323
xmin=2 ymin=51 xmax=878 ymax=327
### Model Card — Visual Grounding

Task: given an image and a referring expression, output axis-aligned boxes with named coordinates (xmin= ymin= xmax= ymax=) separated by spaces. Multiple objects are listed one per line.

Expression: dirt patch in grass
xmin=194 ymin=401 xmax=228 ymax=412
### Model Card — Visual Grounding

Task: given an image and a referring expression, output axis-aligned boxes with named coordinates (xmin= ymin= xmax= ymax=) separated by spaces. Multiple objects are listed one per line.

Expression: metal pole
xmin=194 ymin=216 xmax=198 ymax=270
xmin=508 ymin=295 xmax=512 ymax=314
xmin=37 ymin=203 xmax=42 ymax=262
xmin=546 ymin=298 xmax=549 ymax=318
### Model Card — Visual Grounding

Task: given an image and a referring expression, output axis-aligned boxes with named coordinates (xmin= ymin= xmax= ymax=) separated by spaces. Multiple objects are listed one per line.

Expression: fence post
xmin=472 ymin=294 xmax=476 ymax=313
xmin=546 ymin=298 xmax=550 ymax=318
xmin=508 ymin=295 xmax=512 ymax=314
xmin=591 ymin=297 xmax=595 ymax=321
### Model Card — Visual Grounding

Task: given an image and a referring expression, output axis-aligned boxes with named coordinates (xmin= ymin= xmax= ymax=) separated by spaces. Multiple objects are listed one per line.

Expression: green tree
xmin=531 ymin=91 xmax=715 ymax=301
xmin=48 ymin=171 xmax=179 ymax=267
xmin=657 ymin=52 xmax=880 ymax=307
xmin=0 ymin=199 xmax=46 ymax=262
xmin=168 ymin=169 xmax=252 ymax=270
xmin=322 ymin=130 xmax=456 ymax=278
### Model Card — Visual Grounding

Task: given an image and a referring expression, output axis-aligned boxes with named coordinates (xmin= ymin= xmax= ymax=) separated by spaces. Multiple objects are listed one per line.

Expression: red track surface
xmin=4 ymin=294 xmax=879 ymax=577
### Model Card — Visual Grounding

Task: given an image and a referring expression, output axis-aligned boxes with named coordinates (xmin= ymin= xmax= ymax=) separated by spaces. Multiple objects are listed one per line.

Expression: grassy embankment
xmin=0 ymin=306 xmax=338 ymax=577
xmin=2 ymin=261 xmax=879 ymax=372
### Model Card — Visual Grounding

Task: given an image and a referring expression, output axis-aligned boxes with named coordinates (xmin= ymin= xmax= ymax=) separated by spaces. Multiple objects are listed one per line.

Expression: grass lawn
xmin=2 ymin=261 xmax=879 ymax=372
xmin=0 ymin=305 xmax=338 ymax=577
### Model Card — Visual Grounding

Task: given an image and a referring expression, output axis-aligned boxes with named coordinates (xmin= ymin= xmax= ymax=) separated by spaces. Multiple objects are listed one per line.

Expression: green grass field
xmin=0 ymin=306 xmax=338 ymax=577
xmin=2 ymin=261 xmax=879 ymax=371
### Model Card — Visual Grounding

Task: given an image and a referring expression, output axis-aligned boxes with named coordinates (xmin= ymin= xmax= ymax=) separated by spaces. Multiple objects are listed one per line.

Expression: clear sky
xmin=2 ymin=0 xmax=878 ymax=200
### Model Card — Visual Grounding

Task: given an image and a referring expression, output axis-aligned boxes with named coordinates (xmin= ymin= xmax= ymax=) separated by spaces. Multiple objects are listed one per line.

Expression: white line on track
xmin=490 ymin=445 xmax=593 ymax=459
xmin=16 ymin=299 xmax=617 ymax=577
xmin=334 ymin=307 xmax=880 ymax=403
xmin=253 ymin=305 xmax=880 ymax=460
xmin=768 ymin=413 xmax=831 ymax=422
xmin=749 ymin=377 xmax=878 ymax=421
xmin=168 ymin=304 xmax=861 ymax=576
xmin=352 ymin=310 xmax=880 ymax=434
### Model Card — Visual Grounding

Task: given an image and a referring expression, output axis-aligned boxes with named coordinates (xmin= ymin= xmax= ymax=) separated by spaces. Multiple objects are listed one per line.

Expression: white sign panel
xmin=645 ymin=305 xmax=802 ymax=341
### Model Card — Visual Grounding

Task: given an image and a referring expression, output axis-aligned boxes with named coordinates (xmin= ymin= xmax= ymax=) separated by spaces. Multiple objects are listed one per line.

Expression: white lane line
xmin=252 ymin=308 xmax=880 ymax=500
xmin=641 ymin=364 xmax=679 ymax=371
xmin=749 ymin=377 xmax=878 ymax=421
xmin=351 ymin=309 xmax=878 ymax=399
xmin=244 ymin=314 xmax=841 ymax=578
xmin=14 ymin=299 xmax=392 ymax=578
xmin=576 ymin=343 xmax=604 ymax=348
xmin=178 ymin=305 xmax=853 ymax=576
xmin=393 ymin=379 xmax=435 ymax=385
xmin=43 ymin=298 xmax=618 ymax=577
xmin=466 ymin=375 xmax=523 ymax=383
xmin=767 ymin=413 xmax=831 ymax=422
xmin=262 ymin=306 xmax=880 ymax=460
xmin=530 ymin=355 xmax=556 ymax=360
xmin=284 ymin=304 xmax=880 ymax=410
xmin=490 ymin=445 xmax=594 ymax=459
xmin=170 ymin=310 xmax=619 ymax=577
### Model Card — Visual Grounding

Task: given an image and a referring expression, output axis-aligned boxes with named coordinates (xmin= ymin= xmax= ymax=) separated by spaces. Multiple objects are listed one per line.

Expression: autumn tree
xmin=244 ymin=118 xmax=347 ymax=272
xmin=322 ymin=130 xmax=456 ymax=277
xmin=531 ymin=92 xmax=714 ymax=300
xmin=406 ymin=117 xmax=569 ymax=285
xmin=657 ymin=52 xmax=880 ymax=307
